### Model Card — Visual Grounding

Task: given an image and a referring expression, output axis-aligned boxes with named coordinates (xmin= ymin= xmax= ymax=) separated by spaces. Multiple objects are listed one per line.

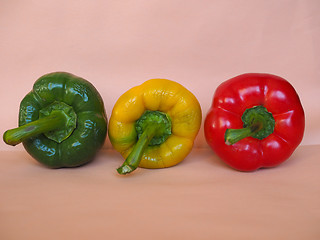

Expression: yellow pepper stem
xmin=117 ymin=125 xmax=158 ymax=175
xmin=117 ymin=110 xmax=172 ymax=175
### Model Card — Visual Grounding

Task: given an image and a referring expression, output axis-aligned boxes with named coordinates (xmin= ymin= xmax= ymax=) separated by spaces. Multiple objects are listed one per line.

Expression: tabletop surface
xmin=1 ymin=145 xmax=319 ymax=240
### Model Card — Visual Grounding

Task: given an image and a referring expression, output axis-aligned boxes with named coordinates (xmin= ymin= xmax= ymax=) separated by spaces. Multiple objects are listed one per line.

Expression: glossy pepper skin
xmin=204 ymin=73 xmax=305 ymax=171
xmin=108 ymin=79 xmax=202 ymax=175
xmin=3 ymin=72 xmax=107 ymax=168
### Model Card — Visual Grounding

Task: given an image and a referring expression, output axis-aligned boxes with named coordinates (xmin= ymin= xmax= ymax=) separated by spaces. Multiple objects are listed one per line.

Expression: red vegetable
xmin=204 ymin=73 xmax=305 ymax=171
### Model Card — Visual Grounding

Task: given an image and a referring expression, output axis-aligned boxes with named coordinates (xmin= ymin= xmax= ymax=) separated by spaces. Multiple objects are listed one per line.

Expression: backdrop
xmin=1 ymin=0 xmax=319 ymax=151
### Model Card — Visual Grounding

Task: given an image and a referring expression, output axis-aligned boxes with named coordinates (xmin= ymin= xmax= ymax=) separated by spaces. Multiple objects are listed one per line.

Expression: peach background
xmin=0 ymin=1 xmax=320 ymax=239
xmin=0 ymin=0 xmax=319 ymax=150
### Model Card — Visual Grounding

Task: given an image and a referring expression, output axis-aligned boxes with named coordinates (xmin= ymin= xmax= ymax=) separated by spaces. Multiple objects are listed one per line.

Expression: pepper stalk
xmin=4 ymin=101 xmax=77 ymax=146
xmin=225 ymin=105 xmax=275 ymax=145
xmin=117 ymin=110 xmax=172 ymax=175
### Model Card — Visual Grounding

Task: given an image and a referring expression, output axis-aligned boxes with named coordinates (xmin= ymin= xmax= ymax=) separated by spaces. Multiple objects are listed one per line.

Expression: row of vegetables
xmin=3 ymin=72 xmax=305 ymax=175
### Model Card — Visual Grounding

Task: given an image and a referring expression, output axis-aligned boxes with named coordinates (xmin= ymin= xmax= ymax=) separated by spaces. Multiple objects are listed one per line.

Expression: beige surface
xmin=1 ymin=145 xmax=319 ymax=240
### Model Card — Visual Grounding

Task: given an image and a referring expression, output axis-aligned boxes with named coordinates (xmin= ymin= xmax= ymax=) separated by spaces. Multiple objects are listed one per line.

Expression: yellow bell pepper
xmin=108 ymin=79 xmax=202 ymax=175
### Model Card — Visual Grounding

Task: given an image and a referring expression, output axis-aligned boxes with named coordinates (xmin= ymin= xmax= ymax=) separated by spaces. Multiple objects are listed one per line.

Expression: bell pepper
xmin=3 ymin=72 xmax=108 ymax=168
xmin=204 ymin=73 xmax=305 ymax=171
xmin=108 ymin=78 xmax=202 ymax=175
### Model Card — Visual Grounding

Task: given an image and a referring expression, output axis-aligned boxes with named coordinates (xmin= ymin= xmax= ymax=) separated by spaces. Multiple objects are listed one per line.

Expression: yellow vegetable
xmin=108 ymin=79 xmax=202 ymax=175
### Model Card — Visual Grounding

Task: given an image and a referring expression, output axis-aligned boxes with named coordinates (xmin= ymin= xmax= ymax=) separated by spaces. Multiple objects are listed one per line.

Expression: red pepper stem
xmin=3 ymin=111 xmax=67 ymax=146
xmin=225 ymin=125 xmax=260 ymax=145
xmin=224 ymin=105 xmax=275 ymax=145
xmin=117 ymin=125 xmax=158 ymax=175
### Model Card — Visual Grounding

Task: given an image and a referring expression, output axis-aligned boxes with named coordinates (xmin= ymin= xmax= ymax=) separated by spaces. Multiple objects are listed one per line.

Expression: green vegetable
xmin=3 ymin=72 xmax=107 ymax=168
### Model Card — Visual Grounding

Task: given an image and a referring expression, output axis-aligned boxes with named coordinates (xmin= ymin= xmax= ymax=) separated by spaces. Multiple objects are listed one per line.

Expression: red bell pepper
xmin=204 ymin=73 xmax=305 ymax=171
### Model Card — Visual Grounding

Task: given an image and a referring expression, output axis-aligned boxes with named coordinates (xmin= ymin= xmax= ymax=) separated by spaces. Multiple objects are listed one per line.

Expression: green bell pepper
xmin=3 ymin=72 xmax=108 ymax=168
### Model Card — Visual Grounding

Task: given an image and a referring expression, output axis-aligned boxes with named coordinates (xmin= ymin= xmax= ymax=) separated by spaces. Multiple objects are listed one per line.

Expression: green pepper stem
xmin=117 ymin=125 xmax=158 ymax=175
xmin=3 ymin=111 xmax=67 ymax=146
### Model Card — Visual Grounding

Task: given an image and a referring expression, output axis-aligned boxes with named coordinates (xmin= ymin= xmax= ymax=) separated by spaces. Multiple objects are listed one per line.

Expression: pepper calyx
xmin=225 ymin=105 xmax=275 ymax=145
xmin=117 ymin=110 xmax=172 ymax=175
xmin=135 ymin=110 xmax=171 ymax=146
xmin=39 ymin=101 xmax=77 ymax=143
